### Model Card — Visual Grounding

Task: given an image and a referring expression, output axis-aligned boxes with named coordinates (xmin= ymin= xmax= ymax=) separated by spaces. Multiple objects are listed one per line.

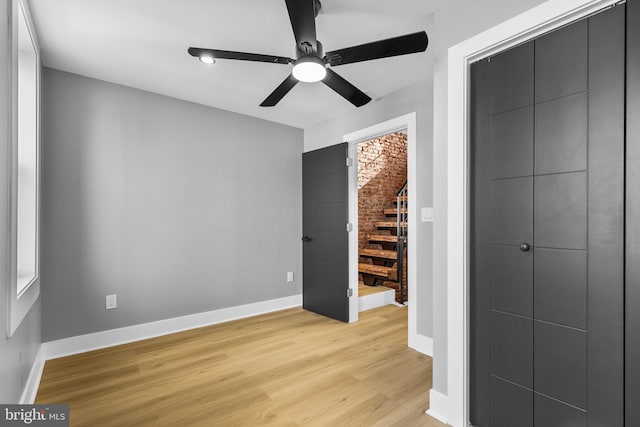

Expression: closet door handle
xmin=519 ymin=242 xmax=531 ymax=252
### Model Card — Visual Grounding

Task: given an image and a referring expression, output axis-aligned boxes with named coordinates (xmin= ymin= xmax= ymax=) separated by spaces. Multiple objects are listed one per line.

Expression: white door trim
xmin=446 ymin=0 xmax=620 ymax=425
xmin=343 ymin=113 xmax=417 ymax=339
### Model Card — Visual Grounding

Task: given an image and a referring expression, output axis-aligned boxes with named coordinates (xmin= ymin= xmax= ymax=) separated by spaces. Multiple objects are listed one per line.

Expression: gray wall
xmin=0 ymin=0 xmax=42 ymax=403
xmin=304 ymin=75 xmax=435 ymax=339
xmin=430 ymin=0 xmax=549 ymax=396
xmin=41 ymin=69 xmax=303 ymax=342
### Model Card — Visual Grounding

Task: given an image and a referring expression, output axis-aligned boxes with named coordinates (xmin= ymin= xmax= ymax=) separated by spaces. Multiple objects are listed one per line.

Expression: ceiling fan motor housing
xmin=297 ymin=40 xmax=323 ymax=59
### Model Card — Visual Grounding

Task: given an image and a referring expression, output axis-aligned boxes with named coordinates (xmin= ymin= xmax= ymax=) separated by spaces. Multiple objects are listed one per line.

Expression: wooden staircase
xmin=358 ymin=183 xmax=408 ymax=304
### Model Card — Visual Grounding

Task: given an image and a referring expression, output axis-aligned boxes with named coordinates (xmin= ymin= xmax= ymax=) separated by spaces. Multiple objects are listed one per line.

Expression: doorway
xmin=343 ymin=113 xmax=421 ymax=343
xmin=356 ymin=131 xmax=408 ymax=310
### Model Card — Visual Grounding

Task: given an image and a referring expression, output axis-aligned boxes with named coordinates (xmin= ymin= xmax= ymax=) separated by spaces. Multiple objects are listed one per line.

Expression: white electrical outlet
xmin=106 ymin=294 xmax=117 ymax=310
xmin=286 ymin=272 xmax=294 ymax=283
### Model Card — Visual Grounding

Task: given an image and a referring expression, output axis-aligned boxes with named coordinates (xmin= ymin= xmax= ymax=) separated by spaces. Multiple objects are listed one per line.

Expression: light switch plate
xmin=421 ymin=207 xmax=434 ymax=222
xmin=287 ymin=272 xmax=294 ymax=283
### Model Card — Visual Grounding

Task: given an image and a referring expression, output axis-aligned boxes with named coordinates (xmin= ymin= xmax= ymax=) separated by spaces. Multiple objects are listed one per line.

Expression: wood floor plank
xmin=359 ymin=282 xmax=394 ymax=297
xmin=36 ymin=305 xmax=447 ymax=426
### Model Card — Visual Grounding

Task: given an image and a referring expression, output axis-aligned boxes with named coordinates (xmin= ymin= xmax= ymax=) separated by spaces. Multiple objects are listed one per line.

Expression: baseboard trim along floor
xmin=21 ymin=294 xmax=302 ymax=403
xmin=358 ymin=285 xmax=396 ymax=312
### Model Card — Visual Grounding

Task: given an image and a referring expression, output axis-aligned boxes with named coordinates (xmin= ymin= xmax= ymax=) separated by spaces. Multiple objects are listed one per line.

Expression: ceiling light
xmin=199 ymin=54 xmax=215 ymax=64
xmin=292 ymin=56 xmax=326 ymax=82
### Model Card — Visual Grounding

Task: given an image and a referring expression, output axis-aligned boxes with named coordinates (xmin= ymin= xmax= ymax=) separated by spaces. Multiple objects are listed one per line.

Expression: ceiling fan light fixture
xmin=199 ymin=54 xmax=215 ymax=64
xmin=292 ymin=56 xmax=326 ymax=82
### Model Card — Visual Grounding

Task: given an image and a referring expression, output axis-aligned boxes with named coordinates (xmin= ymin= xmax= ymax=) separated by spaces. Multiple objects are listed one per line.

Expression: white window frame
xmin=7 ymin=0 xmax=41 ymax=337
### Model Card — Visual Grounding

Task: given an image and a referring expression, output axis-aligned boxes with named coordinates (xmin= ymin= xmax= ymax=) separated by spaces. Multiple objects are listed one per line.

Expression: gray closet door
xmin=627 ymin=0 xmax=640 ymax=425
xmin=470 ymin=6 xmax=625 ymax=427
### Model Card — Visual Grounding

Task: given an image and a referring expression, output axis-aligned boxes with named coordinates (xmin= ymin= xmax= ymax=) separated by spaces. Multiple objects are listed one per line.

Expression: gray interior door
xmin=302 ymin=143 xmax=349 ymax=322
xmin=470 ymin=6 xmax=625 ymax=426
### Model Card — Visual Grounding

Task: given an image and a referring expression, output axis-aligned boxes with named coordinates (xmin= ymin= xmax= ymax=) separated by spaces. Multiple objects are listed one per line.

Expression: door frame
xmin=446 ymin=0 xmax=620 ymax=425
xmin=343 ymin=113 xmax=418 ymax=337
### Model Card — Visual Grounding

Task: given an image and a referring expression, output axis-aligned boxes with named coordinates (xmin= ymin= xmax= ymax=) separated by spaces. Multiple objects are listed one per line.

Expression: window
xmin=8 ymin=0 xmax=40 ymax=336
xmin=17 ymin=0 xmax=38 ymax=296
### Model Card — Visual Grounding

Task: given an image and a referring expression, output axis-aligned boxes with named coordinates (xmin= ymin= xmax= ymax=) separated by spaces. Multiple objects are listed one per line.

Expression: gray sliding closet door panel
xmin=628 ymin=0 xmax=640 ymax=424
xmin=470 ymin=5 xmax=625 ymax=426
xmin=587 ymin=7 xmax=625 ymax=425
xmin=471 ymin=39 xmax=536 ymax=426
xmin=470 ymin=59 xmax=493 ymax=426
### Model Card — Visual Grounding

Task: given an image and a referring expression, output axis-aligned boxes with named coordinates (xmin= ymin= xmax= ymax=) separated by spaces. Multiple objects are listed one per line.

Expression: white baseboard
xmin=20 ymin=295 xmax=302 ymax=403
xmin=358 ymin=288 xmax=395 ymax=312
xmin=426 ymin=388 xmax=449 ymax=425
xmin=409 ymin=333 xmax=433 ymax=356
xmin=19 ymin=346 xmax=45 ymax=404
xmin=41 ymin=294 xmax=302 ymax=360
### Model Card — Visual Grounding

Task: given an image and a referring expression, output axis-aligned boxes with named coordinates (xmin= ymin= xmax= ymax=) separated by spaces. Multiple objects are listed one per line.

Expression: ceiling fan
xmin=188 ymin=0 xmax=428 ymax=108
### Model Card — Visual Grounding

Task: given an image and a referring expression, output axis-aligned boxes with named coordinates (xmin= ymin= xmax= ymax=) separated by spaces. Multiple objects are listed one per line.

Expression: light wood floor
xmin=358 ymin=282 xmax=394 ymax=297
xmin=36 ymin=305 xmax=446 ymax=427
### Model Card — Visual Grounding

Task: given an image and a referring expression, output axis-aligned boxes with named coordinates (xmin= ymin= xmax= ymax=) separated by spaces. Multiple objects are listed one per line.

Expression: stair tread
xmin=384 ymin=208 xmax=407 ymax=215
xmin=360 ymin=248 xmax=397 ymax=260
xmin=358 ymin=263 xmax=395 ymax=279
xmin=375 ymin=221 xmax=408 ymax=228
xmin=368 ymin=234 xmax=399 ymax=243
xmin=393 ymin=195 xmax=408 ymax=203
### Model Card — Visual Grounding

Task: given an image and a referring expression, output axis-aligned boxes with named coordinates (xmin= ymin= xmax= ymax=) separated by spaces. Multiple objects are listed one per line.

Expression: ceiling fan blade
xmin=284 ymin=0 xmax=318 ymax=54
xmin=325 ymin=31 xmax=428 ymax=67
xmin=188 ymin=47 xmax=293 ymax=64
xmin=260 ymin=74 xmax=299 ymax=107
xmin=322 ymin=69 xmax=371 ymax=107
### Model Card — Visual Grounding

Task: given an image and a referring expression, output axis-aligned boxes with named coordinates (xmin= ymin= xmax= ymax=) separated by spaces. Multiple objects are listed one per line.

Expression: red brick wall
xmin=357 ymin=132 xmax=408 ymax=251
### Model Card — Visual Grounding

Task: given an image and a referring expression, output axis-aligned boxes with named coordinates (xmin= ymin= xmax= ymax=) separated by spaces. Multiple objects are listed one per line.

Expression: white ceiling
xmin=28 ymin=0 xmax=448 ymax=129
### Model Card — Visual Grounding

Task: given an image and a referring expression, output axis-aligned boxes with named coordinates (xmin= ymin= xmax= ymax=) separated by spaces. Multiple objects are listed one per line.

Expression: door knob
xmin=519 ymin=242 xmax=531 ymax=252
xmin=301 ymin=236 xmax=312 ymax=242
